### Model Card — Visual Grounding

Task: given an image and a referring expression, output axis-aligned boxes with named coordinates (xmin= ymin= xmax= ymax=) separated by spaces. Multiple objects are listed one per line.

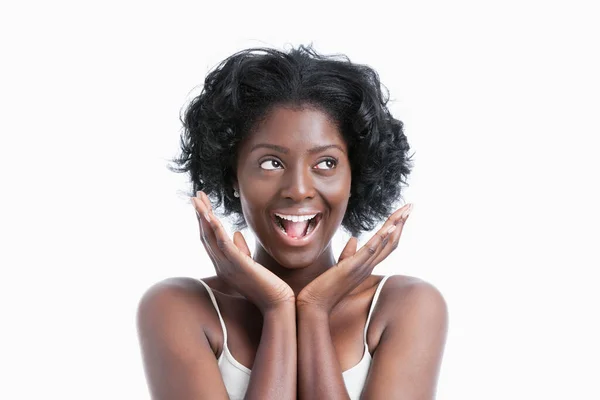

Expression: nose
xmin=281 ymin=165 xmax=316 ymax=201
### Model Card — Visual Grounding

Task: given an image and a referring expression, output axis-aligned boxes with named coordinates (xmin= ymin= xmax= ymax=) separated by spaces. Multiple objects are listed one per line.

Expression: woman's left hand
xmin=296 ymin=203 xmax=413 ymax=313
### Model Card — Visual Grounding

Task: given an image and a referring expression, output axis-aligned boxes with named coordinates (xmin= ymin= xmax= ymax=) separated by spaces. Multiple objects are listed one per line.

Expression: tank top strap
xmin=363 ymin=275 xmax=393 ymax=343
xmin=198 ymin=279 xmax=228 ymax=345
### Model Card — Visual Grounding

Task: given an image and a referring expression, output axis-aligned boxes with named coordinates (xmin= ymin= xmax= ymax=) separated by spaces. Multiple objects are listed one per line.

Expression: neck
xmin=253 ymin=244 xmax=337 ymax=297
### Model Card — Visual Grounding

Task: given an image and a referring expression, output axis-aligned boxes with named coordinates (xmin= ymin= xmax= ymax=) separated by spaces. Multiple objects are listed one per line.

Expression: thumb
xmin=338 ymin=237 xmax=358 ymax=263
xmin=233 ymin=231 xmax=252 ymax=257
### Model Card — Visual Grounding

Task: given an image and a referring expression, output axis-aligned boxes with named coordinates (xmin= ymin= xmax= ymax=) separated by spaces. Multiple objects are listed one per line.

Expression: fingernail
xmin=387 ymin=225 xmax=397 ymax=235
xmin=196 ymin=190 xmax=202 ymax=198
xmin=191 ymin=198 xmax=201 ymax=217
xmin=397 ymin=204 xmax=411 ymax=221
xmin=404 ymin=204 xmax=413 ymax=219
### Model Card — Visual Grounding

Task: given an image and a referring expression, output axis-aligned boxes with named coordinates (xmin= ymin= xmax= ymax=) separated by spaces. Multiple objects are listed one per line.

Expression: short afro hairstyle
xmin=170 ymin=45 xmax=414 ymax=237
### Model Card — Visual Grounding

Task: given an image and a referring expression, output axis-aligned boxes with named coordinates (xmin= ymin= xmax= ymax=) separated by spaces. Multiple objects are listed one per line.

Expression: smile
xmin=271 ymin=212 xmax=323 ymax=245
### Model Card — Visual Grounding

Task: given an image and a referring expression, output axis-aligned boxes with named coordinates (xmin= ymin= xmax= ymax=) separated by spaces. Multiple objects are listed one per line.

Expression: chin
xmin=268 ymin=248 xmax=323 ymax=269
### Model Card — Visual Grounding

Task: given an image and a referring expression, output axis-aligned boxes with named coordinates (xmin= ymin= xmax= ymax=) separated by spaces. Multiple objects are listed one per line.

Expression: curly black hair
xmin=169 ymin=45 xmax=414 ymax=237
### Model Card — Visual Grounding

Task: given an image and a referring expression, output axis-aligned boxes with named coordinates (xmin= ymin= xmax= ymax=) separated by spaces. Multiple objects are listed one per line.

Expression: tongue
xmin=281 ymin=220 xmax=309 ymax=238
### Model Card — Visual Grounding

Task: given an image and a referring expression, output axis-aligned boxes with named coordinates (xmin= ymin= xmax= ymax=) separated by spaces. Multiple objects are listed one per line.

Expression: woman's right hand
xmin=191 ymin=191 xmax=295 ymax=313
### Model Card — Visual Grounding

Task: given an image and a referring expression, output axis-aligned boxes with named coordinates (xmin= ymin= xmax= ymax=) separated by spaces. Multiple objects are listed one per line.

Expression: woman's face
xmin=235 ymin=106 xmax=352 ymax=269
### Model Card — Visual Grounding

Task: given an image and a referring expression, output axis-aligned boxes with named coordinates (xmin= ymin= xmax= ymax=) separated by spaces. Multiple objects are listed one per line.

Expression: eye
xmin=260 ymin=159 xmax=283 ymax=170
xmin=314 ymin=158 xmax=338 ymax=170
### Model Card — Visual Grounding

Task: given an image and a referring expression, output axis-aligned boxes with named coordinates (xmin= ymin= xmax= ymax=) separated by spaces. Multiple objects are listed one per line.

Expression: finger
xmin=367 ymin=202 xmax=412 ymax=260
xmin=369 ymin=203 xmax=413 ymax=265
xmin=202 ymin=207 xmax=245 ymax=263
xmin=198 ymin=191 xmax=214 ymax=213
xmin=233 ymin=231 xmax=252 ymax=258
xmin=362 ymin=223 xmax=396 ymax=265
xmin=217 ymin=227 xmax=257 ymax=270
xmin=392 ymin=203 xmax=413 ymax=225
xmin=337 ymin=228 xmax=388 ymax=272
xmin=194 ymin=195 xmax=259 ymax=272
xmin=191 ymin=196 xmax=222 ymax=262
xmin=371 ymin=206 xmax=413 ymax=266
xmin=338 ymin=237 xmax=358 ymax=263
xmin=201 ymin=203 xmax=229 ymax=250
xmin=191 ymin=195 xmax=210 ymax=222
xmin=339 ymin=207 xmax=408 ymax=273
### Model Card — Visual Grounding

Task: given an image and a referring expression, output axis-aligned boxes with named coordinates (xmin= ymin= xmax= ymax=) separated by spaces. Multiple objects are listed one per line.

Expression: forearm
xmin=297 ymin=306 xmax=350 ymax=400
xmin=244 ymin=303 xmax=297 ymax=400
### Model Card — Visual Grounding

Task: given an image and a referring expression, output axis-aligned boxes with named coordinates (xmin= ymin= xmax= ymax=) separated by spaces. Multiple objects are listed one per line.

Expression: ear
xmin=230 ymin=176 xmax=239 ymax=193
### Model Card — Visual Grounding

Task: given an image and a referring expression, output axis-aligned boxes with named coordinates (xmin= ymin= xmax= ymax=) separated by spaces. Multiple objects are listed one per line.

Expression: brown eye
xmin=314 ymin=158 xmax=337 ymax=170
xmin=260 ymin=159 xmax=283 ymax=170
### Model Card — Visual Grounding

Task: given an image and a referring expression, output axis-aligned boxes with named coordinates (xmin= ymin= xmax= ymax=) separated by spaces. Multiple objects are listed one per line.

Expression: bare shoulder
xmin=137 ymin=277 xmax=214 ymax=319
xmin=136 ymin=277 xmax=231 ymax=399
xmin=360 ymin=275 xmax=448 ymax=397
xmin=136 ymin=277 xmax=221 ymax=355
xmin=379 ymin=275 xmax=448 ymax=328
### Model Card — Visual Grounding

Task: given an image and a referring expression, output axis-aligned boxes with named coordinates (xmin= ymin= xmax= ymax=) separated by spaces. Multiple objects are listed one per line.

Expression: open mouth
xmin=272 ymin=213 xmax=323 ymax=240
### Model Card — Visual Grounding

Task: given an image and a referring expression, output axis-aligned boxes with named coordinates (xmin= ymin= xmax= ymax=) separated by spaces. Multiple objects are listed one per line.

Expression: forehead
xmin=245 ymin=106 xmax=346 ymax=150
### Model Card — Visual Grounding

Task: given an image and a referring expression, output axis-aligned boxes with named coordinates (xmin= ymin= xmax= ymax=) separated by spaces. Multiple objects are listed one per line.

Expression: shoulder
xmin=136 ymin=277 xmax=221 ymax=354
xmin=137 ymin=277 xmax=213 ymax=317
xmin=359 ymin=279 xmax=448 ymax=397
xmin=379 ymin=275 xmax=448 ymax=329
xmin=137 ymin=277 xmax=233 ymax=398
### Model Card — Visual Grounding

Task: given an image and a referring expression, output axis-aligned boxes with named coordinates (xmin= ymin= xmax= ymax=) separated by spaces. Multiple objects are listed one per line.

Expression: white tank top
xmin=200 ymin=275 xmax=391 ymax=400
xmin=198 ymin=275 xmax=392 ymax=400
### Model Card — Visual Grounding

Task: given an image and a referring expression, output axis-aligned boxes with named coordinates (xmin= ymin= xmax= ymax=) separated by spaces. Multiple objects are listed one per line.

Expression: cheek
xmin=319 ymin=166 xmax=351 ymax=201
xmin=239 ymin=194 xmax=263 ymax=228
xmin=238 ymin=181 xmax=277 ymax=233
xmin=319 ymin=181 xmax=350 ymax=206
xmin=317 ymin=173 xmax=351 ymax=221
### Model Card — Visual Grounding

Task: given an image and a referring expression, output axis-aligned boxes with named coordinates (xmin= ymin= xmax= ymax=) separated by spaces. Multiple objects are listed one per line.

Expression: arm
xmin=244 ymin=303 xmax=297 ymax=400
xmin=297 ymin=305 xmax=351 ymax=400
xmin=187 ymin=193 xmax=298 ymax=398
xmin=296 ymin=204 xmax=413 ymax=399
xmin=137 ymin=279 xmax=230 ymax=399
xmin=137 ymin=279 xmax=297 ymax=400
xmin=360 ymin=278 xmax=448 ymax=399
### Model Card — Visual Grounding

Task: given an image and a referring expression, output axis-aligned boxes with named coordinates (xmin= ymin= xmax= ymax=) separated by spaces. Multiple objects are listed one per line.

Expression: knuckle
xmin=352 ymin=266 xmax=367 ymax=279
xmin=367 ymin=245 xmax=377 ymax=255
xmin=218 ymin=270 xmax=234 ymax=282
xmin=216 ymin=239 xmax=227 ymax=251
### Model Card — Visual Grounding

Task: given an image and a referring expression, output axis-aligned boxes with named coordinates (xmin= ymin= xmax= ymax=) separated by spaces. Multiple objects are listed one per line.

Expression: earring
xmin=234 ymin=190 xmax=240 ymax=198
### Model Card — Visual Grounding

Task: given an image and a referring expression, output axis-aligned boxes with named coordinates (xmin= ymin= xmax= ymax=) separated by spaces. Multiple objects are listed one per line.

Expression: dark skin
xmin=137 ymin=107 xmax=448 ymax=399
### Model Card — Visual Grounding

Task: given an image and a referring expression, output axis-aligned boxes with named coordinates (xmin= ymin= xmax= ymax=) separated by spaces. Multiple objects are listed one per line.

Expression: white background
xmin=1 ymin=0 xmax=599 ymax=399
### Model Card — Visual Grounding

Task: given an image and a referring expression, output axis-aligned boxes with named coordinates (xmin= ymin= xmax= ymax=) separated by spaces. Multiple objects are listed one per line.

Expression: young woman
xmin=137 ymin=45 xmax=448 ymax=400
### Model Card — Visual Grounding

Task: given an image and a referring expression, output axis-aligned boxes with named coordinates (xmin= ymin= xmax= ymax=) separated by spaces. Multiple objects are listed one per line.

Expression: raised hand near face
xmin=296 ymin=203 xmax=413 ymax=313
xmin=191 ymin=191 xmax=295 ymax=313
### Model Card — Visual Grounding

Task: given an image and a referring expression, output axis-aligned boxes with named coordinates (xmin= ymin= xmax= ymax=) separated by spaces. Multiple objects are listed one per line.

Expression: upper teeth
xmin=275 ymin=213 xmax=318 ymax=222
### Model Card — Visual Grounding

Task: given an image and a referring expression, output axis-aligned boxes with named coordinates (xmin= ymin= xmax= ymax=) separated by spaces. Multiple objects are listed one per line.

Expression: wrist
xmin=296 ymin=302 xmax=331 ymax=319
xmin=262 ymin=300 xmax=296 ymax=317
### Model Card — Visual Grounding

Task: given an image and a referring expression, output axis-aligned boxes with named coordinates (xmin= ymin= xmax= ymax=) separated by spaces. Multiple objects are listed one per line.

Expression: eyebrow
xmin=250 ymin=143 xmax=346 ymax=154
